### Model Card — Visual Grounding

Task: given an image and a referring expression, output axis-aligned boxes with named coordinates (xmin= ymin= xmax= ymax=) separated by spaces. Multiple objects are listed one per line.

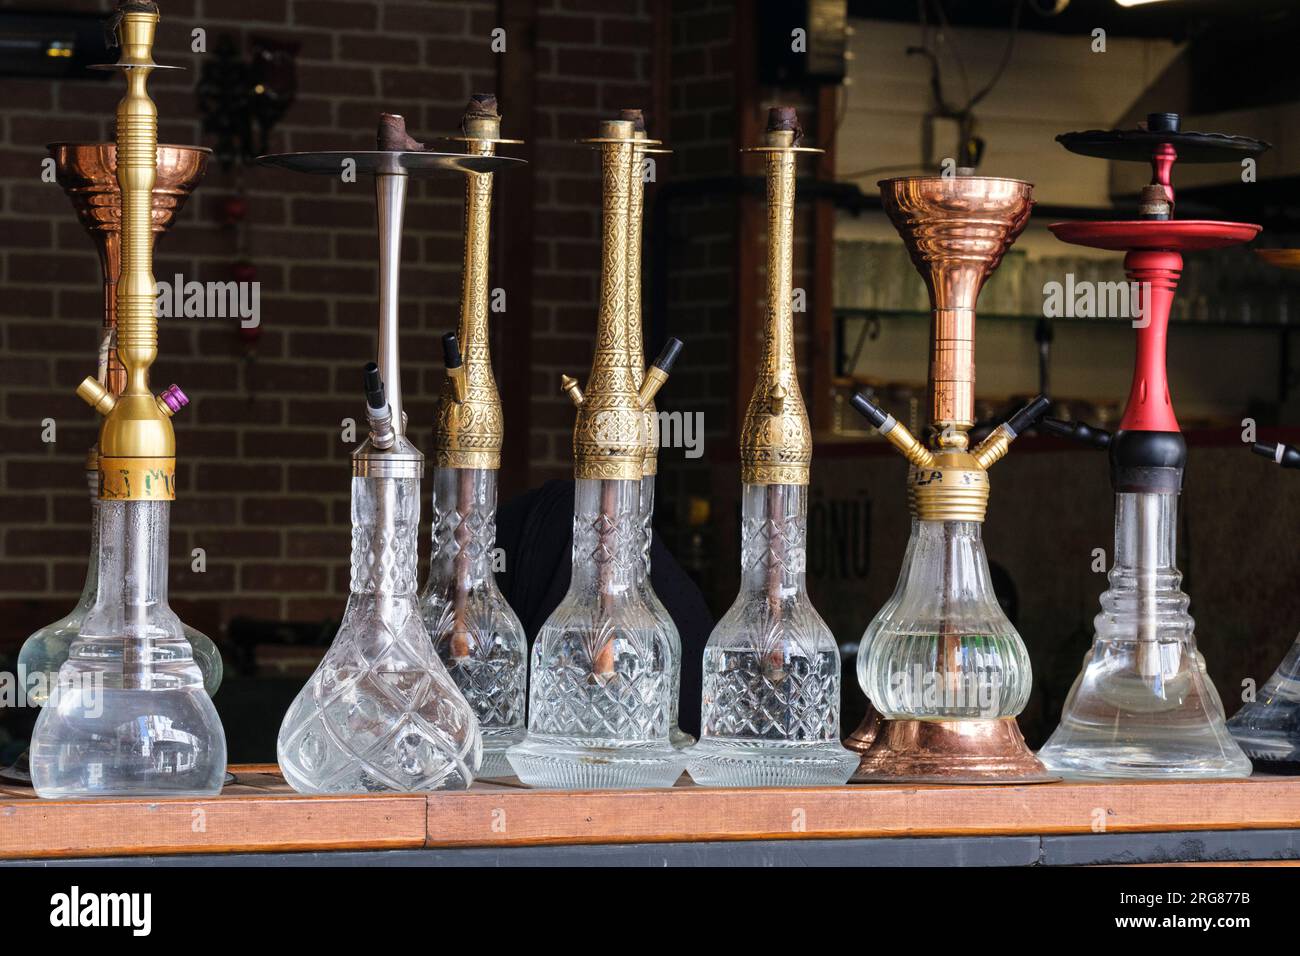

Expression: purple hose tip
xmin=159 ymin=384 xmax=189 ymax=413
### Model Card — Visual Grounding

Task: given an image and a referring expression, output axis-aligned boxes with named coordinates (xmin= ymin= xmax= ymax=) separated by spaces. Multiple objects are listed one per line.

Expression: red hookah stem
xmin=1151 ymin=144 xmax=1176 ymax=205
xmin=1120 ymin=249 xmax=1181 ymax=433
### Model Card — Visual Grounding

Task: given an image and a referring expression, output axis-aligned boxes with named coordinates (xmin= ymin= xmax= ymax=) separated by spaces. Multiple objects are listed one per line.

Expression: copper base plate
xmin=851 ymin=717 xmax=1058 ymax=785
xmin=843 ymin=708 xmax=882 ymax=756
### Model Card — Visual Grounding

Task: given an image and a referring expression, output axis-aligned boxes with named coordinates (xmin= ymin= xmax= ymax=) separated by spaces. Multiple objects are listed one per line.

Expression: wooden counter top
xmin=2 ymin=765 xmax=1299 ymax=860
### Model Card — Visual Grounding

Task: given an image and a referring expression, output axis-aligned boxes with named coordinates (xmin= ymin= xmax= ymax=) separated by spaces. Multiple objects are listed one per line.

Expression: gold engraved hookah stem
xmin=585 ymin=120 xmax=636 ymax=634
xmin=743 ymin=109 xmax=812 ymax=620
xmin=450 ymin=96 xmax=501 ymax=658
xmin=620 ymin=109 xmax=655 ymax=478
xmin=598 ymin=129 xmax=634 ymax=628
xmin=764 ymin=145 xmax=796 ymax=620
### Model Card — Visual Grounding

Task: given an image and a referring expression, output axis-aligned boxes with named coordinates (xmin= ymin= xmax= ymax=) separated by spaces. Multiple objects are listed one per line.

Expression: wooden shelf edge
xmin=2 ymin=769 xmax=1298 ymax=860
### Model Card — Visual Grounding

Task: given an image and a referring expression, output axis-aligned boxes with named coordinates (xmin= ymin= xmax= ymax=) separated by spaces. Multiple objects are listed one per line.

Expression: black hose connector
xmin=653 ymin=337 xmax=684 ymax=374
xmin=1041 ymin=416 xmax=1112 ymax=449
xmin=1110 ymin=429 xmax=1186 ymax=493
xmin=1005 ymin=395 xmax=1051 ymax=436
xmin=1254 ymin=441 xmax=1300 ymax=470
xmin=849 ymin=391 xmax=890 ymax=430
xmin=363 ymin=362 xmax=386 ymax=411
xmin=441 ymin=332 xmax=463 ymax=370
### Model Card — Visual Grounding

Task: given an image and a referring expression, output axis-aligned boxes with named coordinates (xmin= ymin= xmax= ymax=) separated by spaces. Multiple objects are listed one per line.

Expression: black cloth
xmin=495 ymin=479 xmax=713 ymax=736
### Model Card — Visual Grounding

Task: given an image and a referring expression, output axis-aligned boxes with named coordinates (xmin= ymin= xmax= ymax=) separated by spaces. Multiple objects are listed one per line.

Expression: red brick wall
xmin=0 ymin=0 xmax=607 ymax=650
xmin=0 ymin=0 xmax=786 ymax=657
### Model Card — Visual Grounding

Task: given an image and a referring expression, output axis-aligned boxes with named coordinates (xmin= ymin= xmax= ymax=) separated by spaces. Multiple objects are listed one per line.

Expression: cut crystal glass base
xmin=278 ymin=476 xmax=481 ymax=794
xmin=506 ymin=735 xmax=686 ymax=789
xmin=686 ymin=737 xmax=857 ymax=787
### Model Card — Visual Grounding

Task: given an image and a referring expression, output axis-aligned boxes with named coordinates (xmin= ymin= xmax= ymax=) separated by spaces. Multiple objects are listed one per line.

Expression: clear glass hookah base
xmin=420 ymin=467 xmax=527 ymax=779
xmin=1226 ymin=636 xmax=1300 ymax=773
xmin=278 ymin=475 xmax=482 ymax=794
xmin=687 ymin=642 xmax=858 ymax=787
xmin=640 ymin=473 xmax=694 ymax=750
xmin=18 ymin=495 xmax=224 ymax=704
xmin=507 ymin=479 xmax=686 ymax=789
xmin=687 ymin=484 xmax=856 ymax=787
xmin=1039 ymin=492 xmax=1251 ymax=779
xmin=29 ymin=500 xmax=227 ymax=798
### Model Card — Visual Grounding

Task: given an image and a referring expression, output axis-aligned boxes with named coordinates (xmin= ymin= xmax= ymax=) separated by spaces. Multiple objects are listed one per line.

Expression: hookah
xmin=261 ymin=114 xmax=522 ymax=793
xmin=620 ymin=107 xmax=692 ymax=749
xmin=686 ymin=107 xmax=858 ymax=786
xmin=420 ymin=94 xmax=528 ymax=780
xmin=507 ymin=117 xmax=685 ymax=789
xmin=1037 ymin=112 xmax=1264 ymax=778
xmin=1225 ymin=439 xmax=1300 ymax=773
xmin=4 ymin=143 xmax=223 ymax=786
xmin=848 ymin=173 xmax=1053 ymax=784
xmin=29 ymin=1 xmax=227 ymax=797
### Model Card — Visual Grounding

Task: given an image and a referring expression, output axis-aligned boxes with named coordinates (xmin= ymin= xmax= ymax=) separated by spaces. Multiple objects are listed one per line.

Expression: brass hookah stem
xmin=451 ymin=98 xmax=500 ymax=658
xmin=762 ymin=129 xmax=798 ymax=620
xmin=597 ymin=127 xmax=635 ymax=625
xmin=116 ymin=25 xmax=159 ymax=416
xmin=111 ymin=3 xmax=165 ymax=690
xmin=620 ymin=110 xmax=655 ymax=478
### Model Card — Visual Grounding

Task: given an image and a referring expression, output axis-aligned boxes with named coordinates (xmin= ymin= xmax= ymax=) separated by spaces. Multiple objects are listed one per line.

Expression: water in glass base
xmin=30 ymin=500 xmax=226 ymax=797
xmin=420 ymin=467 xmax=526 ymax=779
xmin=508 ymin=478 xmax=685 ymax=788
xmin=687 ymin=484 xmax=856 ymax=786
xmin=1039 ymin=492 xmax=1250 ymax=778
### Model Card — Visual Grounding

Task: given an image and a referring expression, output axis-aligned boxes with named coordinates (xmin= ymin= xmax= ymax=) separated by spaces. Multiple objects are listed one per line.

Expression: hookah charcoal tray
xmin=2 ymin=765 xmax=1299 ymax=865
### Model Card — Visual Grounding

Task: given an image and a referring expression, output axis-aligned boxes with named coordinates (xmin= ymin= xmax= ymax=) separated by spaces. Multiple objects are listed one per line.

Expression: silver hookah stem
xmin=1135 ymin=492 xmax=1162 ymax=682
xmin=376 ymin=171 xmax=408 ymax=438
xmin=375 ymin=171 xmax=410 ymax=622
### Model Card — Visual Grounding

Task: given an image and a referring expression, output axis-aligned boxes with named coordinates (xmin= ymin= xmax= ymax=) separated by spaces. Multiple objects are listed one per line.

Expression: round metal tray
xmin=1056 ymin=128 xmax=1270 ymax=164
xmin=1049 ymin=219 xmax=1260 ymax=252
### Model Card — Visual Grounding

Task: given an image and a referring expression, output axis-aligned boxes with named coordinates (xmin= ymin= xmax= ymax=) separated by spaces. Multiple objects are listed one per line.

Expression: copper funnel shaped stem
xmin=879 ymin=176 xmax=1033 ymax=443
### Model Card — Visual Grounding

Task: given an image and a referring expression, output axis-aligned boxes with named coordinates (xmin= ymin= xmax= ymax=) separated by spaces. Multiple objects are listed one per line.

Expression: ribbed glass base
xmin=506 ymin=735 xmax=686 ymax=789
xmin=1039 ymin=641 xmax=1251 ymax=780
xmin=686 ymin=737 xmax=858 ymax=787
